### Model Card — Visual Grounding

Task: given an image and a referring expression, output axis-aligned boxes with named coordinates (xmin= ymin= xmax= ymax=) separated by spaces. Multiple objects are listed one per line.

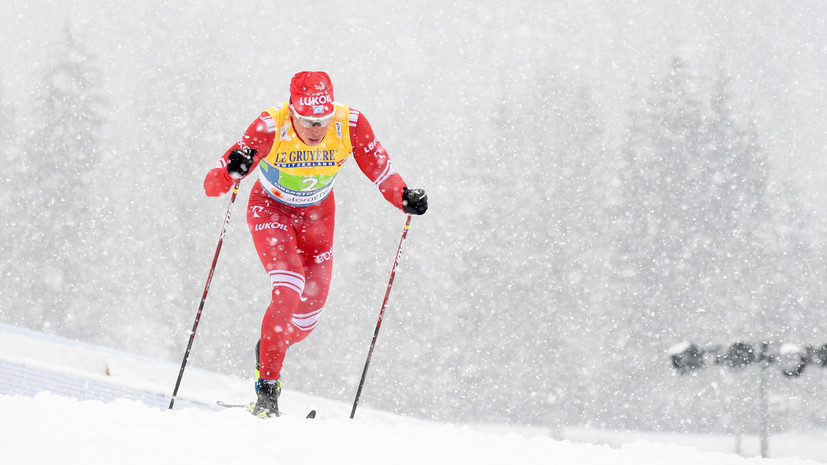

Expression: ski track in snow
xmin=0 ymin=323 xmax=824 ymax=465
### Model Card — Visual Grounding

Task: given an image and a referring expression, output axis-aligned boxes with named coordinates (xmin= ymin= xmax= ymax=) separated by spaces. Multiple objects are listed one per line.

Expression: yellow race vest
xmin=257 ymin=102 xmax=353 ymax=206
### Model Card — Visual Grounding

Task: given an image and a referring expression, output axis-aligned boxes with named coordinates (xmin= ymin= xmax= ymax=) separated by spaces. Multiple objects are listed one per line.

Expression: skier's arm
xmin=349 ymin=109 xmax=410 ymax=211
xmin=204 ymin=114 xmax=274 ymax=197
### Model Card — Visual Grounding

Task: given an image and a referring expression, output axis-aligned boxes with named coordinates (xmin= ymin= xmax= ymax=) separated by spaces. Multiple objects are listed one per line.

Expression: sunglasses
xmin=289 ymin=104 xmax=335 ymax=128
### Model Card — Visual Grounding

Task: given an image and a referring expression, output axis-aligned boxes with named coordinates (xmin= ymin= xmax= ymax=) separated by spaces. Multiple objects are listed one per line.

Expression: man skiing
xmin=203 ymin=71 xmax=428 ymax=417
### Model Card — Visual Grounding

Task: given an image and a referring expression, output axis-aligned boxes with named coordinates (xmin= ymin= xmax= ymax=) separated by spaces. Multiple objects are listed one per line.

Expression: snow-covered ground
xmin=1 ymin=323 xmax=825 ymax=465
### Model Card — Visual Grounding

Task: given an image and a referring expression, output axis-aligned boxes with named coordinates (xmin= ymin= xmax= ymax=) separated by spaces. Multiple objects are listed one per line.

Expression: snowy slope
xmin=0 ymin=323 xmax=824 ymax=465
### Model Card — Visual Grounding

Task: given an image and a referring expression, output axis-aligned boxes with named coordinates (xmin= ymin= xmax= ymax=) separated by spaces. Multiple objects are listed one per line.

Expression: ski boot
xmin=251 ymin=378 xmax=281 ymax=418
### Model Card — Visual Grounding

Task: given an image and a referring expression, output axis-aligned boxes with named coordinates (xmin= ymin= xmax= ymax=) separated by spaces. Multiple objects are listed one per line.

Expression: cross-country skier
xmin=203 ymin=71 xmax=428 ymax=417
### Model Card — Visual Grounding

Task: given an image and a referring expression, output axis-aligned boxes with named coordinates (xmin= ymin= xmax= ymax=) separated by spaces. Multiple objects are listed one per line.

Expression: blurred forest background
xmin=1 ymin=1 xmax=826 ymax=433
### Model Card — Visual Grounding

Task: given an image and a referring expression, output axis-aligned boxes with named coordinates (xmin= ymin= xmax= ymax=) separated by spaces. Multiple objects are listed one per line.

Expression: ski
xmin=216 ymin=400 xmax=252 ymax=409
xmin=216 ymin=401 xmax=316 ymax=419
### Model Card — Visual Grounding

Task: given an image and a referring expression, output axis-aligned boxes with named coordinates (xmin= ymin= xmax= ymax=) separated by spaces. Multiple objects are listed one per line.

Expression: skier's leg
xmin=289 ymin=199 xmax=335 ymax=344
xmin=247 ymin=195 xmax=304 ymax=381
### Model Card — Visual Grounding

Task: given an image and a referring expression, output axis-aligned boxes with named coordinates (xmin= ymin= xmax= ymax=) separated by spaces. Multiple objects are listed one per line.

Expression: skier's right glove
xmin=227 ymin=148 xmax=257 ymax=179
xmin=401 ymin=187 xmax=428 ymax=215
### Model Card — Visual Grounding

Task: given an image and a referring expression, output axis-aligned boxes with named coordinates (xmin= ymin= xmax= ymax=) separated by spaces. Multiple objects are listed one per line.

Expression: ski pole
xmin=168 ymin=181 xmax=241 ymax=410
xmin=350 ymin=214 xmax=413 ymax=419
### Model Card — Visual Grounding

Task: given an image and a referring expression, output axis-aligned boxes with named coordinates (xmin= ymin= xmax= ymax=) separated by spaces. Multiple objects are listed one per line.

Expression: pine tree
xmin=0 ymin=84 xmax=21 ymax=323
xmin=700 ymin=72 xmax=770 ymax=336
xmin=513 ymin=74 xmax=613 ymax=425
xmin=110 ymin=23 xmax=242 ymax=360
xmin=18 ymin=19 xmax=108 ymax=335
xmin=608 ymin=57 xmax=775 ymax=428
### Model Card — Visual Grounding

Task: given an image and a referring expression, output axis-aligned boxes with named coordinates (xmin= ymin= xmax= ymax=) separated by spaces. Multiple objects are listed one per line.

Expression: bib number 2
xmin=301 ymin=177 xmax=319 ymax=191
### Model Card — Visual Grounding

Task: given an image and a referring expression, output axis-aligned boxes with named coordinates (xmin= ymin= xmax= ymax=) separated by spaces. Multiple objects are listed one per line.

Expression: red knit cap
xmin=289 ymin=71 xmax=334 ymax=117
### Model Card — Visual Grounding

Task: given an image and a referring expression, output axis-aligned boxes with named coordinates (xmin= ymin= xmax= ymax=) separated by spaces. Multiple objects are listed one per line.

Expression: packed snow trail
xmin=0 ymin=324 xmax=824 ymax=464
xmin=4 ymin=393 xmax=822 ymax=465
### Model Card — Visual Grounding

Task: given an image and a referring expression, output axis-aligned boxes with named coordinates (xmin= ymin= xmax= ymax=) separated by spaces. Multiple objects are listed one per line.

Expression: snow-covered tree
xmin=607 ymin=58 xmax=775 ymax=428
xmin=0 ymin=84 xmax=20 ymax=322
xmin=13 ymin=19 xmax=109 ymax=336
xmin=111 ymin=20 xmax=246 ymax=361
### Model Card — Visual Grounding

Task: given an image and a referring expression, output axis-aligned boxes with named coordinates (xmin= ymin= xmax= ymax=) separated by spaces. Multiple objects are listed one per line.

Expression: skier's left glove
xmin=401 ymin=187 xmax=428 ymax=215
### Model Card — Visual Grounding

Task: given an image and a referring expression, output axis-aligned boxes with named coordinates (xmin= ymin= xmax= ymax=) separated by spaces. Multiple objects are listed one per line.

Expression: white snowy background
xmin=1 ymin=0 xmax=827 ymax=462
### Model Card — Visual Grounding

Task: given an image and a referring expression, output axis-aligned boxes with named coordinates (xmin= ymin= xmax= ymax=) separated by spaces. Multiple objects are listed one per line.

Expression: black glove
xmin=401 ymin=187 xmax=428 ymax=215
xmin=227 ymin=148 xmax=257 ymax=179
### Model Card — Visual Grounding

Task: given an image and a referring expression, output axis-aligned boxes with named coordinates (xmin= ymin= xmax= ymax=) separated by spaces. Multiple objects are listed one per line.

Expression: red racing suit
xmin=204 ymin=102 xmax=408 ymax=380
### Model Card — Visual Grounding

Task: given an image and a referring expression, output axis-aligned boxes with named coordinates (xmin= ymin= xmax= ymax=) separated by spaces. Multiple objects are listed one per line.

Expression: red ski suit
xmin=204 ymin=104 xmax=407 ymax=380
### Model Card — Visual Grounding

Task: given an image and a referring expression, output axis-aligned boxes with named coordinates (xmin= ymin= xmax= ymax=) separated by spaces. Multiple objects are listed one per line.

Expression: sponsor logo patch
xmin=314 ymin=249 xmax=333 ymax=264
xmin=254 ymin=221 xmax=289 ymax=232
